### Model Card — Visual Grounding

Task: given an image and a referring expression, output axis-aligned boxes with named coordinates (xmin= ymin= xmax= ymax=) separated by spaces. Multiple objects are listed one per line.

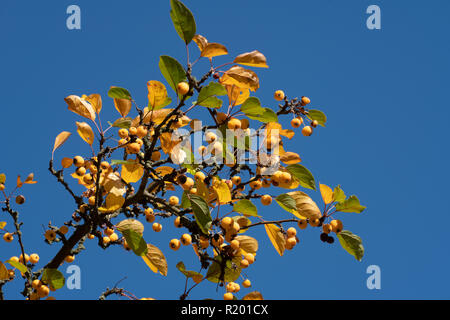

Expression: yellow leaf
xmin=147 ymin=81 xmax=169 ymax=109
xmin=98 ymin=193 xmax=125 ymax=213
xmin=84 ymin=94 xmax=102 ymax=114
xmin=144 ymin=244 xmax=168 ymax=276
xmin=132 ymin=108 xmax=174 ymax=127
xmin=24 ymin=173 xmax=37 ymax=184
xmin=61 ymin=157 xmax=73 ymax=168
xmin=226 ymin=85 xmax=250 ymax=107
xmin=121 ymin=161 xmax=144 ymax=184
xmin=193 ymin=34 xmax=208 ymax=51
xmin=320 ymin=184 xmax=334 ymax=205
xmin=220 ymin=66 xmax=260 ymax=92
xmin=103 ymin=172 xmax=126 ymax=196
xmin=76 ymin=122 xmax=95 ymax=145
xmin=287 ymin=191 xmax=322 ymax=220
xmin=114 ymin=98 xmax=132 ymax=118
xmin=195 ymin=178 xmax=210 ymax=202
xmin=242 ymin=291 xmax=264 ymax=300
xmin=201 ymin=43 xmax=228 ymax=58
xmin=212 ymin=178 xmax=231 ymax=205
xmin=234 ymin=50 xmax=268 ymax=68
xmin=142 ymin=255 xmax=158 ymax=274
xmin=160 ymin=132 xmax=180 ymax=154
xmin=64 ymin=95 xmax=96 ymax=121
xmin=0 ymin=261 xmax=9 ymax=281
xmin=0 ymin=173 xmax=5 ymax=184
xmin=264 ymin=224 xmax=285 ymax=256
xmin=52 ymin=131 xmax=71 ymax=157
xmin=116 ymin=219 xmax=144 ymax=235
xmin=16 ymin=175 xmax=23 ymax=188
xmin=280 ymin=152 xmax=302 ymax=164
xmin=0 ymin=222 xmax=6 ymax=229
xmin=234 ymin=235 xmax=258 ymax=254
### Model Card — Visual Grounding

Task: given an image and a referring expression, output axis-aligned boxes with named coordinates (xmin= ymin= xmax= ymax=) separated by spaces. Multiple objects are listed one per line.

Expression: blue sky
xmin=0 ymin=0 xmax=449 ymax=300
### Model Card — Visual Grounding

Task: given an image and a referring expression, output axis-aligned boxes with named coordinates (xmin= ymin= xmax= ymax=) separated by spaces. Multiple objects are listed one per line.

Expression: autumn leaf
xmin=226 ymin=85 xmax=250 ymax=107
xmin=52 ymin=131 xmax=71 ymax=158
xmin=61 ymin=157 xmax=73 ymax=168
xmin=242 ymin=291 xmax=264 ymax=300
xmin=280 ymin=152 xmax=302 ymax=164
xmin=264 ymin=223 xmax=285 ymax=256
xmin=234 ymin=50 xmax=268 ymax=68
xmin=24 ymin=173 xmax=37 ymax=184
xmin=143 ymin=244 xmax=168 ymax=276
xmin=98 ymin=193 xmax=125 ymax=213
xmin=193 ymin=34 xmax=208 ymax=51
xmin=114 ymin=98 xmax=132 ymax=118
xmin=212 ymin=178 xmax=231 ymax=205
xmin=220 ymin=66 xmax=260 ymax=92
xmin=76 ymin=122 xmax=95 ymax=145
xmin=83 ymin=94 xmax=102 ymax=114
xmin=319 ymin=184 xmax=334 ymax=204
xmin=201 ymin=43 xmax=228 ymax=58
xmin=287 ymin=191 xmax=322 ymax=220
xmin=234 ymin=235 xmax=258 ymax=254
xmin=147 ymin=80 xmax=171 ymax=110
xmin=121 ymin=160 xmax=144 ymax=184
xmin=160 ymin=132 xmax=181 ymax=154
xmin=64 ymin=95 xmax=96 ymax=121
xmin=116 ymin=219 xmax=144 ymax=235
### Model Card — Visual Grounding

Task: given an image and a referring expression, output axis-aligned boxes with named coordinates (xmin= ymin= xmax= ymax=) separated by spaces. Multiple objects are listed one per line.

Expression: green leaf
xmin=333 ymin=185 xmax=346 ymax=203
xmin=286 ymin=164 xmax=316 ymax=190
xmin=5 ymin=259 xmax=27 ymax=274
xmin=335 ymin=195 xmax=366 ymax=213
xmin=181 ymin=191 xmax=191 ymax=209
xmin=170 ymin=0 xmax=196 ymax=44
xmin=42 ymin=268 xmax=65 ymax=290
xmin=149 ymin=96 xmax=172 ymax=110
xmin=188 ymin=194 xmax=212 ymax=234
xmin=108 ymin=87 xmax=132 ymax=100
xmin=111 ymin=117 xmax=132 ymax=129
xmin=241 ymin=97 xmax=278 ymax=123
xmin=122 ymin=229 xmax=148 ymax=256
xmin=307 ymin=109 xmax=327 ymax=127
xmin=206 ymin=256 xmax=241 ymax=283
xmin=275 ymin=194 xmax=298 ymax=215
xmin=196 ymin=82 xmax=227 ymax=108
xmin=159 ymin=55 xmax=186 ymax=95
xmin=233 ymin=199 xmax=258 ymax=217
xmin=337 ymin=230 xmax=364 ymax=261
xmin=176 ymin=262 xmax=202 ymax=278
xmin=110 ymin=160 xmax=136 ymax=166
xmin=0 ymin=173 xmax=5 ymax=184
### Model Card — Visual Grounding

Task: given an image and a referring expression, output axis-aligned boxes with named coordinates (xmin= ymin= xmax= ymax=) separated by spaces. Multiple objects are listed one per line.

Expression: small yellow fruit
xmin=249 ymin=179 xmax=262 ymax=190
xmin=302 ymin=126 xmax=313 ymax=137
xmin=152 ymin=223 xmax=162 ymax=232
xmin=223 ymin=292 xmax=234 ymax=300
xmin=65 ymin=255 xmax=75 ymax=263
xmin=240 ymin=118 xmax=250 ymax=130
xmin=330 ymin=219 xmax=343 ymax=233
xmin=182 ymin=177 xmax=194 ymax=190
xmin=118 ymin=138 xmax=128 ymax=146
xmin=280 ymin=172 xmax=292 ymax=184
xmin=45 ymin=230 xmax=56 ymax=241
xmin=169 ymin=196 xmax=179 ymax=206
xmin=309 ymin=218 xmax=320 ymax=227
xmin=231 ymin=176 xmax=241 ymax=186
xmin=82 ymin=174 xmax=94 ymax=185
xmin=286 ymin=237 xmax=297 ymax=247
xmin=105 ymin=227 xmax=114 ymax=236
xmin=73 ymin=156 xmax=84 ymax=167
xmin=261 ymin=195 xmax=272 ymax=206
xmin=15 ymin=195 xmax=25 ymax=205
xmin=169 ymin=239 xmax=181 ymax=251
xmin=216 ymin=112 xmax=228 ymax=124
xmin=127 ymin=142 xmax=141 ymax=154
xmin=88 ymin=196 xmax=96 ymax=206
xmin=194 ymin=171 xmax=206 ymax=181
xmin=291 ymin=117 xmax=303 ymax=128
xmin=274 ymin=90 xmax=285 ymax=101
xmin=19 ymin=254 xmax=30 ymax=264
xmin=129 ymin=127 xmax=138 ymax=136
xmin=118 ymin=128 xmax=129 ymax=139
xmin=174 ymin=216 xmax=182 ymax=228
xmin=198 ymin=145 xmax=208 ymax=157
xmin=136 ymin=126 xmax=148 ymax=138
xmin=240 ymin=259 xmax=249 ymax=269
xmin=9 ymin=256 xmax=19 ymax=263
xmin=301 ymin=96 xmax=311 ymax=106
xmin=88 ymin=234 xmax=95 ymax=240
xmin=146 ymin=214 xmax=156 ymax=223
xmin=145 ymin=208 xmax=154 ymax=215
xmin=3 ymin=233 xmax=13 ymax=243
xmin=287 ymin=227 xmax=297 ymax=238
xmin=242 ymin=279 xmax=251 ymax=288
xmin=322 ymin=224 xmax=332 ymax=234
xmin=212 ymin=235 xmax=224 ymax=247
xmin=199 ymin=237 xmax=209 ymax=249
xmin=0 ymin=184 xmax=5 ymax=191
xmin=220 ymin=217 xmax=233 ymax=230
xmin=180 ymin=234 xmax=192 ymax=246
xmin=205 ymin=132 xmax=217 ymax=143
xmin=103 ymin=236 xmax=111 ymax=245
xmin=177 ymin=82 xmax=190 ymax=95
xmin=37 ymin=285 xmax=50 ymax=298
xmin=32 ymin=279 xmax=42 ymax=289
xmin=230 ymin=240 xmax=240 ymax=250
xmin=29 ymin=254 xmax=39 ymax=264
xmin=298 ymin=220 xmax=308 ymax=230
xmin=227 ymin=118 xmax=242 ymax=130
xmin=109 ymin=233 xmax=119 ymax=242
xmin=311 ymin=120 xmax=319 ymax=128
xmin=244 ymin=253 xmax=255 ymax=264
xmin=272 ymin=171 xmax=283 ymax=183
xmin=231 ymin=222 xmax=241 ymax=234
xmin=75 ymin=166 xmax=86 ymax=176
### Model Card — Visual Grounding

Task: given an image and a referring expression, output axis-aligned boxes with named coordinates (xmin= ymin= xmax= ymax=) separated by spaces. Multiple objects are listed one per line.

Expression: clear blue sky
xmin=1 ymin=0 xmax=449 ymax=300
